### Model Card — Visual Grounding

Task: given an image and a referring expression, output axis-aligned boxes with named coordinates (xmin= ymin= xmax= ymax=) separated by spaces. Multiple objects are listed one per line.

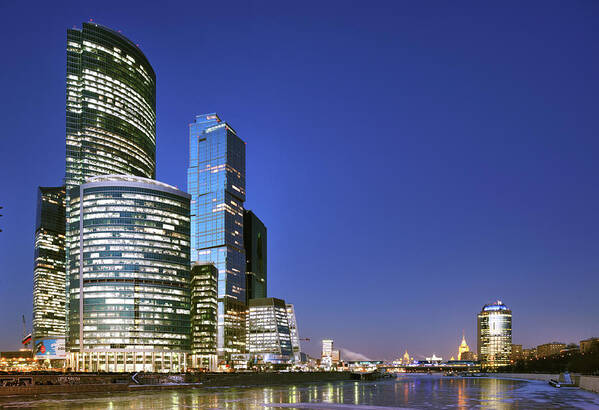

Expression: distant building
xmin=331 ymin=349 xmax=341 ymax=363
xmin=477 ymin=300 xmax=512 ymax=368
xmin=402 ymin=350 xmax=412 ymax=365
xmin=580 ymin=337 xmax=599 ymax=354
xmin=425 ymin=354 xmax=443 ymax=363
xmin=460 ymin=351 xmax=477 ymax=361
xmin=322 ymin=339 xmax=334 ymax=358
xmin=286 ymin=304 xmax=302 ymax=362
xmin=32 ymin=186 xmax=66 ymax=344
xmin=458 ymin=333 xmax=471 ymax=360
xmin=246 ymin=298 xmax=293 ymax=363
xmin=511 ymin=344 xmax=523 ymax=361
xmin=191 ymin=263 xmax=218 ymax=370
xmin=522 ymin=347 xmax=537 ymax=360
xmin=244 ymin=210 xmax=267 ymax=303
xmin=536 ymin=342 xmax=566 ymax=358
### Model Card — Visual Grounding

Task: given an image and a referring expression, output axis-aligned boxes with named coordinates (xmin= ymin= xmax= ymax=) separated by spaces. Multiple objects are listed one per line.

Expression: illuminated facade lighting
xmin=66 ymin=22 xmax=156 ymax=190
xmin=286 ymin=304 xmax=301 ymax=362
xmin=188 ymin=113 xmax=247 ymax=359
xmin=66 ymin=176 xmax=190 ymax=372
xmin=64 ymin=24 xmax=158 ymax=364
xmin=246 ymin=298 xmax=293 ymax=363
xmin=33 ymin=187 xmax=66 ymax=342
xmin=477 ymin=300 xmax=512 ymax=368
xmin=190 ymin=263 xmax=218 ymax=370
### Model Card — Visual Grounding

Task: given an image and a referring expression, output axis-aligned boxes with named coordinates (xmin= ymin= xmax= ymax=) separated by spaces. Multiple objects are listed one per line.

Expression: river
xmin=0 ymin=375 xmax=598 ymax=409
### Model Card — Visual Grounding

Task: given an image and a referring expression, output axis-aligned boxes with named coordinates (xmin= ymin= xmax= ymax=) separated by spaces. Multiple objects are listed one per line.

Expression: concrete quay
xmin=0 ymin=371 xmax=352 ymax=396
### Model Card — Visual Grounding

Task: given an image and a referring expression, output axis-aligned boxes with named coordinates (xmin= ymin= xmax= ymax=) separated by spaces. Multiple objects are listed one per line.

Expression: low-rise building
xmin=511 ymin=344 xmax=523 ymax=361
xmin=580 ymin=337 xmax=599 ymax=354
xmin=537 ymin=342 xmax=566 ymax=358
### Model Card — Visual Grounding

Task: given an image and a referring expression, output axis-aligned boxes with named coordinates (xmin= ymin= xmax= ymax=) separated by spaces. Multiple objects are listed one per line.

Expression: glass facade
xmin=66 ymin=175 xmax=190 ymax=372
xmin=477 ymin=301 xmax=512 ymax=369
xmin=64 ymin=23 xmax=158 ymax=363
xmin=190 ymin=263 xmax=218 ymax=370
xmin=246 ymin=298 xmax=292 ymax=362
xmin=244 ymin=210 xmax=267 ymax=304
xmin=286 ymin=304 xmax=301 ymax=362
xmin=66 ymin=22 xmax=156 ymax=190
xmin=33 ymin=187 xmax=66 ymax=341
xmin=187 ymin=113 xmax=247 ymax=358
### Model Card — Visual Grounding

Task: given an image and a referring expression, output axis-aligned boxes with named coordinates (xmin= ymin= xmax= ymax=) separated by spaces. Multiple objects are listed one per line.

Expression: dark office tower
xmin=65 ymin=22 xmax=156 ymax=190
xmin=188 ymin=113 xmax=246 ymax=359
xmin=32 ymin=187 xmax=66 ymax=342
xmin=191 ymin=263 xmax=218 ymax=371
xmin=66 ymin=176 xmax=190 ymax=372
xmin=244 ymin=210 xmax=267 ymax=303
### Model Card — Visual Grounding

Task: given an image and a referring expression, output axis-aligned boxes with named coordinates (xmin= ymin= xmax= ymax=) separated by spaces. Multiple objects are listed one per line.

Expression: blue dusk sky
xmin=0 ymin=1 xmax=598 ymax=361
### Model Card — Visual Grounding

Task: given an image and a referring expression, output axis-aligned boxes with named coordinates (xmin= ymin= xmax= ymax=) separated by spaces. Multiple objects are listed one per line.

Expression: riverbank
xmin=496 ymin=373 xmax=599 ymax=394
xmin=0 ymin=371 xmax=351 ymax=396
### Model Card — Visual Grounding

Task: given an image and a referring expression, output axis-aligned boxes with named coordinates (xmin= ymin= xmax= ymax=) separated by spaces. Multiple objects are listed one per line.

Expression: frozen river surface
xmin=0 ymin=375 xmax=598 ymax=409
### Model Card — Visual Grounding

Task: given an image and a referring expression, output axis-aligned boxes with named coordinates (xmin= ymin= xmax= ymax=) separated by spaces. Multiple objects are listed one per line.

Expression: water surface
xmin=1 ymin=375 xmax=598 ymax=409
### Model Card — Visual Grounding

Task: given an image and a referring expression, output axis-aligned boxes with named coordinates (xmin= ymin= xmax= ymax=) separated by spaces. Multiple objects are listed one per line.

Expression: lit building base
xmin=68 ymin=351 xmax=188 ymax=373
xmin=191 ymin=354 xmax=217 ymax=371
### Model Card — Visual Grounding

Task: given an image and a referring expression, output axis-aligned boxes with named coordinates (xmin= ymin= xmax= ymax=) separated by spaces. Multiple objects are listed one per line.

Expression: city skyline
xmin=1 ymin=1 xmax=599 ymax=362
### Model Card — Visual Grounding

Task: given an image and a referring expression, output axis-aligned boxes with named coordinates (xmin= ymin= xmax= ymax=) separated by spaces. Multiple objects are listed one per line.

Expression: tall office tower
xmin=188 ymin=113 xmax=246 ymax=359
xmin=244 ymin=210 xmax=267 ymax=303
xmin=246 ymin=298 xmax=293 ymax=363
xmin=190 ymin=263 xmax=218 ymax=370
xmin=66 ymin=176 xmax=190 ymax=372
xmin=286 ymin=304 xmax=301 ymax=362
xmin=477 ymin=300 xmax=512 ymax=369
xmin=65 ymin=23 xmax=157 ymax=355
xmin=65 ymin=22 xmax=156 ymax=190
xmin=32 ymin=187 xmax=66 ymax=344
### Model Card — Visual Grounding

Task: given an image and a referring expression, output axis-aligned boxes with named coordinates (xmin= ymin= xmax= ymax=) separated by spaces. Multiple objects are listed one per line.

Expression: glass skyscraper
xmin=286 ymin=304 xmax=301 ymax=362
xmin=244 ymin=210 xmax=267 ymax=303
xmin=246 ymin=298 xmax=293 ymax=363
xmin=64 ymin=23 xmax=158 ymax=362
xmin=477 ymin=300 xmax=512 ymax=369
xmin=33 ymin=187 xmax=66 ymax=341
xmin=66 ymin=22 xmax=156 ymax=190
xmin=66 ymin=176 xmax=190 ymax=372
xmin=188 ymin=113 xmax=246 ymax=358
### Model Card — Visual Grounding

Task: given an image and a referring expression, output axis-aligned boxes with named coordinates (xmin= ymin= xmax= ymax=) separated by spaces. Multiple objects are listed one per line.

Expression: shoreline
xmin=1 ymin=372 xmax=598 ymax=397
xmin=0 ymin=371 xmax=352 ymax=396
xmin=494 ymin=373 xmax=599 ymax=394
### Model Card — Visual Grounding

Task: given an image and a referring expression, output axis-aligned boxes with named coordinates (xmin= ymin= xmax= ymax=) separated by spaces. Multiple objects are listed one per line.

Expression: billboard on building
xmin=34 ymin=338 xmax=66 ymax=359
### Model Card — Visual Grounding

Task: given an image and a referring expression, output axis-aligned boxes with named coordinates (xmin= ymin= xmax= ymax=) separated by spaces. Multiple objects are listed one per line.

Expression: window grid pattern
xmin=66 ymin=179 xmax=191 ymax=356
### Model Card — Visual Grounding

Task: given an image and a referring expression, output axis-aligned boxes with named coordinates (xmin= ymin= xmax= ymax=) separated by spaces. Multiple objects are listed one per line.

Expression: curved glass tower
xmin=66 ymin=176 xmax=190 ymax=372
xmin=66 ymin=22 xmax=156 ymax=189
xmin=477 ymin=300 xmax=512 ymax=369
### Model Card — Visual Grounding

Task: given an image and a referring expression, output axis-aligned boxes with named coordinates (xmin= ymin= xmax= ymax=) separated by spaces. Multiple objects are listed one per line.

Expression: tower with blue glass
xmin=188 ymin=114 xmax=247 ymax=358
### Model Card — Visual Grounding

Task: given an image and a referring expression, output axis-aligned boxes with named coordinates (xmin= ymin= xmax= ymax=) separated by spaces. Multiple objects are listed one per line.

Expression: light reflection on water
xmin=0 ymin=375 xmax=598 ymax=409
